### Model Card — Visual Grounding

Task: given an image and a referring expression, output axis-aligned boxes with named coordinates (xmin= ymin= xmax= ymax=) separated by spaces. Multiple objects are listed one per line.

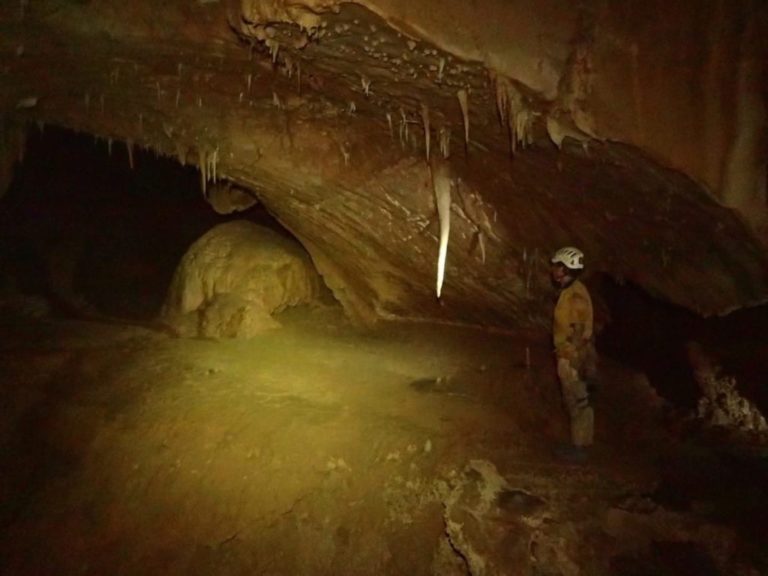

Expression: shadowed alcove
xmin=0 ymin=125 xmax=330 ymax=331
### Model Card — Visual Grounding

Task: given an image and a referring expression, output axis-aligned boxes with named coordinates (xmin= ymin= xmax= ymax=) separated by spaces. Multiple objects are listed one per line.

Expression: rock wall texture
xmin=1 ymin=0 xmax=767 ymax=327
xmin=229 ymin=0 xmax=767 ymax=226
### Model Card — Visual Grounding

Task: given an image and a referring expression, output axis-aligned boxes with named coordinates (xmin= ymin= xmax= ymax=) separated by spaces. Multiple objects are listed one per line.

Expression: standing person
xmin=550 ymin=246 xmax=597 ymax=462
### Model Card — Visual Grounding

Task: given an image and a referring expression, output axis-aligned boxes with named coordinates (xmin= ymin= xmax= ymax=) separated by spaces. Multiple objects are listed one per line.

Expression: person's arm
xmin=566 ymin=293 xmax=591 ymax=348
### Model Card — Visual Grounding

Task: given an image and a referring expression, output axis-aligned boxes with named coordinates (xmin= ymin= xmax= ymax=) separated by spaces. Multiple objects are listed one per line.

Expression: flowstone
xmin=161 ymin=220 xmax=320 ymax=338
xmin=687 ymin=342 xmax=768 ymax=438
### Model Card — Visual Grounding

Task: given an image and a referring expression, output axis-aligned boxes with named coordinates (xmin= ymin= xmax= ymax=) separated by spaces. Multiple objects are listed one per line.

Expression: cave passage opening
xmin=594 ymin=274 xmax=768 ymax=415
xmin=0 ymin=125 xmax=307 ymax=323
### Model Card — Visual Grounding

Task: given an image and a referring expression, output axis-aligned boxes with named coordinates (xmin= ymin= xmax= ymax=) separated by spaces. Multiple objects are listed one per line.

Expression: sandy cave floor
xmin=0 ymin=305 xmax=762 ymax=575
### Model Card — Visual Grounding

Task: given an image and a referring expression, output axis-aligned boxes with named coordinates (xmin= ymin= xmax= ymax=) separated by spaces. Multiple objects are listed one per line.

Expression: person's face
xmin=550 ymin=263 xmax=570 ymax=287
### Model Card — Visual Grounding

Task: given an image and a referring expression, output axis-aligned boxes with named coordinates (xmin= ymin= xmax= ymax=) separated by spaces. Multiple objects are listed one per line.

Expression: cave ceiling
xmin=1 ymin=0 xmax=767 ymax=328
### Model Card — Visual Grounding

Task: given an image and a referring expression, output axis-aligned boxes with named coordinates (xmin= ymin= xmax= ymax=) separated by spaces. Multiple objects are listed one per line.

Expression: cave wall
xmin=229 ymin=0 xmax=768 ymax=226
xmin=585 ymin=0 xmax=767 ymax=230
xmin=1 ymin=0 xmax=767 ymax=327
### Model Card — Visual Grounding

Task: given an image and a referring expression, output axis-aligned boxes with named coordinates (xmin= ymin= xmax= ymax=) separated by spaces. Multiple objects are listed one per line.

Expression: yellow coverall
xmin=553 ymin=279 xmax=596 ymax=447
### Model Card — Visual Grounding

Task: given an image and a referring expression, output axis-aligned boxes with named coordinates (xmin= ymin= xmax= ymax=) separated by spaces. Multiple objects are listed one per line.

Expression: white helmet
xmin=551 ymin=246 xmax=584 ymax=270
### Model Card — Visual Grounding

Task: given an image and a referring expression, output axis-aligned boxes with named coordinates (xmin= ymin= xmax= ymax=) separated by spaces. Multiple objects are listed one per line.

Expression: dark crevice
xmin=594 ymin=275 xmax=702 ymax=408
xmin=0 ymin=125 xmax=299 ymax=322
xmin=593 ymin=274 xmax=768 ymax=412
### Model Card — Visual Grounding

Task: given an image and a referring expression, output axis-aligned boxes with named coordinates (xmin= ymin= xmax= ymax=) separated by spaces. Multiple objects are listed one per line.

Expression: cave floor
xmin=0 ymin=306 xmax=763 ymax=575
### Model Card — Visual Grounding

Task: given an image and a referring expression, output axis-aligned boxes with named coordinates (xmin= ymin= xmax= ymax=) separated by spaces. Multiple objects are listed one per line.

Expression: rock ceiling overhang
xmin=1 ymin=0 xmax=767 ymax=327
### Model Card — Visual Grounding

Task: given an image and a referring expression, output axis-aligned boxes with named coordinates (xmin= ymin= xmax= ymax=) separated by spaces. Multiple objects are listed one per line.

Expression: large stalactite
xmin=0 ymin=0 xmax=766 ymax=327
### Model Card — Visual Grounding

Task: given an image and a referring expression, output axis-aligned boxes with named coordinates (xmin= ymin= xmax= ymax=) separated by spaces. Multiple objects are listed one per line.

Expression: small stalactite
xmin=522 ymin=247 xmax=539 ymax=298
xmin=491 ymin=70 xmax=509 ymax=128
xmin=199 ymin=148 xmax=207 ymax=196
xmin=421 ymin=103 xmax=431 ymax=162
xmin=175 ymin=143 xmax=187 ymax=166
xmin=266 ymin=39 xmax=280 ymax=64
xmin=399 ymin=108 xmax=409 ymax=150
xmin=523 ymin=248 xmax=529 ymax=297
xmin=490 ymin=71 xmax=536 ymax=156
xmin=339 ymin=142 xmax=351 ymax=166
xmin=126 ymin=140 xmax=134 ymax=170
xmin=209 ymin=147 xmax=218 ymax=184
xmin=477 ymin=231 xmax=486 ymax=264
xmin=439 ymin=126 xmax=451 ymax=159
xmin=283 ymin=54 xmax=294 ymax=79
xmin=512 ymin=109 xmax=534 ymax=152
xmin=198 ymin=147 xmax=220 ymax=197
xmin=457 ymin=89 xmax=469 ymax=152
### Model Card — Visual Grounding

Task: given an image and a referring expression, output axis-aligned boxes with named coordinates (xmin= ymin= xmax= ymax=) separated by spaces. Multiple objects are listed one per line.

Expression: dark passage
xmin=594 ymin=276 xmax=768 ymax=414
xmin=594 ymin=277 xmax=768 ymax=574
xmin=0 ymin=126 xmax=284 ymax=321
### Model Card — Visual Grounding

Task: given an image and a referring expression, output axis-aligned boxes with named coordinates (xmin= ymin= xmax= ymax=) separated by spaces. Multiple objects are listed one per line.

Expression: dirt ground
xmin=0 ymin=304 xmax=765 ymax=576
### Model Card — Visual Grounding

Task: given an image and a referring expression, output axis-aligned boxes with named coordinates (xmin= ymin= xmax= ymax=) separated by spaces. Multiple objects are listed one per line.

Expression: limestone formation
xmin=161 ymin=221 xmax=320 ymax=338
xmin=441 ymin=460 xmax=560 ymax=576
xmin=687 ymin=342 xmax=768 ymax=438
xmin=204 ymin=181 xmax=260 ymax=215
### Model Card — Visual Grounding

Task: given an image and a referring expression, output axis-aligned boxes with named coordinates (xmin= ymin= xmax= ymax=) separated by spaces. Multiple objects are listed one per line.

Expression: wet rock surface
xmin=0 ymin=312 xmax=766 ymax=575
